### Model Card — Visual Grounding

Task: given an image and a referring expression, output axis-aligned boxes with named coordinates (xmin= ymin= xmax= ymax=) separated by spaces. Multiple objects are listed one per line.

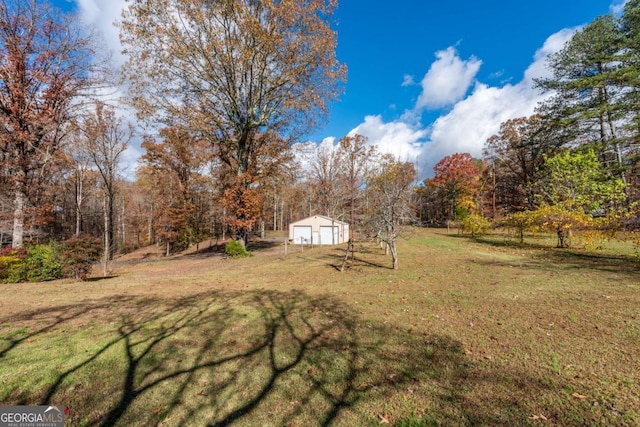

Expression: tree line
xmin=2 ymin=0 xmax=640 ymax=277
xmin=419 ymin=1 xmax=640 ymax=248
xmin=1 ymin=0 xmax=417 ymax=272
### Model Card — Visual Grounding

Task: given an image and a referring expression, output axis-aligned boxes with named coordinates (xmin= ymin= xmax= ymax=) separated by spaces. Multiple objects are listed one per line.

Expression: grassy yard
xmin=0 ymin=228 xmax=639 ymax=426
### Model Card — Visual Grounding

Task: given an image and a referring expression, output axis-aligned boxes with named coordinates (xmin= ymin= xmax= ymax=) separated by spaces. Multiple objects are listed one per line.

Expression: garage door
xmin=319 ymin=226 xmax=339 ymax=245
xmin=293 ymin=226 xmax=312 ymax=244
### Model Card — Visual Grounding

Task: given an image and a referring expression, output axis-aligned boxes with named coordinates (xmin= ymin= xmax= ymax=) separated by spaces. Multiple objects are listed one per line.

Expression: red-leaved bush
xmin=62 ymin=234 xmax=102 ymax=280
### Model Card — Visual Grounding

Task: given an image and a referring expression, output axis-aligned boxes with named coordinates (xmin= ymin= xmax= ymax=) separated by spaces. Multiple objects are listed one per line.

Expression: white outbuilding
xmin=289 ymin=215 xmax=349 ymax=245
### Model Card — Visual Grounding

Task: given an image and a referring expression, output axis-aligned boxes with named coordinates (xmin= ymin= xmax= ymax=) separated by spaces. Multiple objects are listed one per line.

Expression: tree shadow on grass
xmin=114 ymin=240 xmax=277 ymax=265
xmin=530 ymin=249 xmax=640 ymax=276
xmin=1 ymin=289 xmax=569 ymax=426
xmin=246 ymin=239 xmax=284 ymax=253
xmin=83 ymin=275 xmax=119 ymax=282
xmin=186 ymin=238 xmax=282 ymax=256
xmin=454 ymin=233 xmax=640 ymax=278
xmin=295 ymin=243 xmax=393 ymax=272
xmin=297 ymin=253 xmax=391 ymax=272
xmin=445 ymin=232 xmax=550 ymax=249
xmin=0 ymin=295 xmax=136 ymax=360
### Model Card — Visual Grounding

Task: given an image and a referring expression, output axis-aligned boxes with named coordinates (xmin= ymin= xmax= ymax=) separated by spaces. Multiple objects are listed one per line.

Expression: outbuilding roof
xmin=290 ymin=215 xmax=349 ymax=226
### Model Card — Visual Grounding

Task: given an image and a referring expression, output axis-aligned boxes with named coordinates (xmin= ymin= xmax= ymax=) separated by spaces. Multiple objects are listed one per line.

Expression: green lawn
xmin=1 ymin=228 xmax=638 ymax=426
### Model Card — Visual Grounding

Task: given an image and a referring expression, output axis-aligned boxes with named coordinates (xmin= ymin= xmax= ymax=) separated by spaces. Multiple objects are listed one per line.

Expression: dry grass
xmin=0 ymin=228 xmax=639 ymax=426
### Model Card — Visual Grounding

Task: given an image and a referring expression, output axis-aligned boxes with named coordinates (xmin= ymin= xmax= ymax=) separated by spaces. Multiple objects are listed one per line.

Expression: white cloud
xmin=610 ymin=0 xmax=629 ymax=15
xmin=120 ymin=144 xmax=143 ymax=180
xmin=417 ymin=29 xmax=576 ymax=177
xmin=74 ymin=0 xmax=129 ymax=105
xmin=294 ymin=117 xmax=427 ymax=177
xmin=290 ymin=138 xmax=337 ymax=178
xmin=74 ymin=1 xmax=144 ymax=179
xmin=70 ymin=1 xmax=582 ymax=183
xmin=76 ymin=0 xmax=100 ymax=22
xmin=523 ymin=27 xmax=578 ymax=84
xmin=418 ymin=83 xmax=538 ymax=175
xmin=488 ymin=70 xmax=505 ymax=80
xmin=348 ymin=115 xmax=426 ymax=163
xmin=76 ymin=0 xmax=127 ymax=66
xmin=401 ymin=74 xmax=415 ymax=87
xmin=415 ymin=47 xmax=482 ymax=110
xmin=342 ymin=29 xmax=576 ymax=180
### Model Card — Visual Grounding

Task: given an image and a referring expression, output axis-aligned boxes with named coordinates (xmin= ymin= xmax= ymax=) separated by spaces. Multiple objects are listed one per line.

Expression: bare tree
xmin=63 ymin=132 xmax=94 ymax=236
xmin=77 ymin=102 xmax=131 ymax=274
xmin=309 ymin=141 xmax=345 ymax=220
xmin=364 ymin=155 xmax=416 ymax=270
xmin=337 ymin=134 xmax=375 ymax=237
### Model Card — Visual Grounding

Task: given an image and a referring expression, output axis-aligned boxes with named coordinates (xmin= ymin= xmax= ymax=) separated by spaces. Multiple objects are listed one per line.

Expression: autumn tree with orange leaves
xmin=219 ymin=131 xmax=292 ymax=245
xmin=425 ymin=153 xmax=482 ymax=221
xmin=76 ymin=103 xmax=131 ymax=275
xmin=139 ymin=126 xmax=214 ymax=254
xmin=0 ymin=0 xmax=99 ymax=248
xmin=120 ymin=0 xmax=346 ymax=247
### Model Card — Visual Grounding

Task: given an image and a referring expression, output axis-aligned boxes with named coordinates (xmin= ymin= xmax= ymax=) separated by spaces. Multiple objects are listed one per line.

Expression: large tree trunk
xmin=222 ymin=207 xmax=226 ymax=241
xmin=273 ymin=197 xmax=278 ymax=231
xmin=75 ymin=168 xmax=85 ymax=236
xmin=280 ymin=200 xmax=285 ymax=232
xmin=237 ymin=231 xmax=248 ymax=249
xmin=147 ymin=203 xmax=154 ymax=245
xmin=102 ymin=189 xmax=117 ymax=276
xmin=105 ymin=193 xmax=115 ymax=260
xmin=12 ymin=178 xmax=26 ymax=249
xmin=103 ymin=193 xmax=111 ymax=276
xmin=75 ymin=202 xmax=82 ymax=236
xmin=389 ymin=240 xmax=398 ymax=270
xmin=121 ymin=202 xmax=126 ymax=248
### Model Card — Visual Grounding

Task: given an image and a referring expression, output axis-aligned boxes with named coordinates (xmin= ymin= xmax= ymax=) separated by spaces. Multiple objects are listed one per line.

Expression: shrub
xmin=62 ymin=234 xmax=102 ymax=280
xmin=0 ymin=247 xmax=27 ymax=283
xmin=224 ymin=240 xmax=252 ymax=258
xmin=502 ymin=211 xmax=535 ymax=243
xmin=461 ymin=213 xmax=491 ymax=237
xmin=24 ymin=243 xmax=64 ymax=282
xmin=1 ymin=238 xmax=104 ymax=283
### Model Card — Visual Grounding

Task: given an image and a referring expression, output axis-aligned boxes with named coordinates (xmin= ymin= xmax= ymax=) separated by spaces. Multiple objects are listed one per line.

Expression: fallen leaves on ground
xmin=529 ymin=413 xmax=548 ymax=420
xmin=378 ymin=413 xmax=391 ymax=424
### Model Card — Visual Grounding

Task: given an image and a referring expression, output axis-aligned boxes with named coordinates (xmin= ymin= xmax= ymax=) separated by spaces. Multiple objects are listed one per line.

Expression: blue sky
xmin=55 ymin=0 xmax=626 ymax=178
xmin=325 ymin=1 xmax=619 ymax=136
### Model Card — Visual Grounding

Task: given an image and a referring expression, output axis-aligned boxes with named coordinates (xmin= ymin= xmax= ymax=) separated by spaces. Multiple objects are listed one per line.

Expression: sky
xmin=54 ymin=0 xmax=628 ymax=179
